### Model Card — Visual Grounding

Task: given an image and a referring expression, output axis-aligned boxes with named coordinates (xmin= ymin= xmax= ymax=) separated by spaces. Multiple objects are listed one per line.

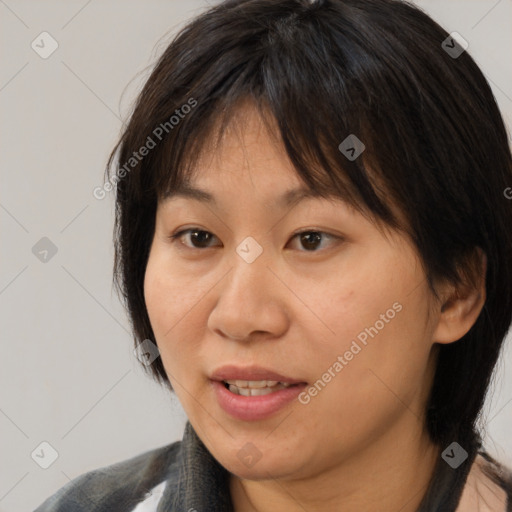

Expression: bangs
xmin=140 ymin=19 xmax=407 ymax=237
xmin=160 ymin=97 xmax=399 ymax=228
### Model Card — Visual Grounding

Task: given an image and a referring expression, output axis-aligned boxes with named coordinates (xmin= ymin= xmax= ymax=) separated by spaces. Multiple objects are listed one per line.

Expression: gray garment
xmin=34 ymin=421 xmax=512 ymax=512
xmin=34 ymin=421 xmax=232 ymax=512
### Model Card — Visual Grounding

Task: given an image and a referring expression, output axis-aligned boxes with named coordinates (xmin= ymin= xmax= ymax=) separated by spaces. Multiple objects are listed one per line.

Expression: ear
xmin=432 ymin=248 xmax=487 ymax=344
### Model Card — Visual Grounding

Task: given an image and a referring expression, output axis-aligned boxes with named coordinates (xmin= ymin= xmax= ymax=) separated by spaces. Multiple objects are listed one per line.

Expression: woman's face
xmin=144 ymin=105 xmax=441 ymax=480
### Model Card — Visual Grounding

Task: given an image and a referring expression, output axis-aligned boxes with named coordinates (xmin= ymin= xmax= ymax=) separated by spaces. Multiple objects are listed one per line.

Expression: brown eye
xmin=169 ymin=229 xmax=218 ymax=249
xmin=169 ymin=228 xmax=341 ymax=252
xmin=289 ymin=230 xmax=339 ymax=252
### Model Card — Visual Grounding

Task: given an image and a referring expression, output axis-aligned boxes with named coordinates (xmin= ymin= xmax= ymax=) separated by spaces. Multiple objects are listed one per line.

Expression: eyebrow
xmin=163 ymin=184 xmax=332 ymax=209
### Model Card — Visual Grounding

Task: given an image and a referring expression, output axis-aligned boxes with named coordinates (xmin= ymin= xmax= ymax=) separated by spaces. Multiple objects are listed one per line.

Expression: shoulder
xmin=34 ymin=440 xmax=182 ymax=512
xmin=456 ymin=453 xmax=512 ymax=512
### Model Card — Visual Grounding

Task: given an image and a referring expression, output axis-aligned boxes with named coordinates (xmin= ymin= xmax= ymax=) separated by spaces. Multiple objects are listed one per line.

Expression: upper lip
xmin=210 ymin=365 xmax=307 ymax=384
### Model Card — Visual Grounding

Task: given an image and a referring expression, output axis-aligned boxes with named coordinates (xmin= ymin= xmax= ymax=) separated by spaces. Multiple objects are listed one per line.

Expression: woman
xmin=36 ymin=0 xmax=512 ymax=510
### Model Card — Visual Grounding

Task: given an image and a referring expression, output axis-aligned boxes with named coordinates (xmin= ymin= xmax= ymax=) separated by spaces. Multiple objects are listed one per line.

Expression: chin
xmin=222 ymin=448 xmax=301 ymax=481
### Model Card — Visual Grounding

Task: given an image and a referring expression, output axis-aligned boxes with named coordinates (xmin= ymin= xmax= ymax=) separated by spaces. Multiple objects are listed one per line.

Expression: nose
xmin=207 ymin=248 xmax=290 ymax=342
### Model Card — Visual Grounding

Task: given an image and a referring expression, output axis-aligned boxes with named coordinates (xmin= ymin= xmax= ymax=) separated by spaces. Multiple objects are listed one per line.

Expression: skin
xmin=144 ymin=102 xmax=487 ymax=512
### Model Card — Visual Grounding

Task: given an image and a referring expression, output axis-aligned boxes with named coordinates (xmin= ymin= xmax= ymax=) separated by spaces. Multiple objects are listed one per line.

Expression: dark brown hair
xmin=106 ymin=0 xmax=512 ymax=458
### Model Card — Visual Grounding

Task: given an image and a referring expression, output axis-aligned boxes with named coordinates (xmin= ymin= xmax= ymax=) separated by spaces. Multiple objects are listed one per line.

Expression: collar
xmin=156 ymin=421 xmax=234 ymax=512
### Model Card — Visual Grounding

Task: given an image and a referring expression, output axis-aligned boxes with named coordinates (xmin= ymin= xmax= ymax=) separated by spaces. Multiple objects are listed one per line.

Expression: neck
xmin=229 ymin=415 xmax=440 ymax=512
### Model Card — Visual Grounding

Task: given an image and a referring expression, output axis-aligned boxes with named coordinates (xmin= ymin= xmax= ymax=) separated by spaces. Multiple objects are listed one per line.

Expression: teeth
xmin=225 ymin=379 xmax=292 ymax=389
xmin=226 ymin=381 xmax=295 ymax=396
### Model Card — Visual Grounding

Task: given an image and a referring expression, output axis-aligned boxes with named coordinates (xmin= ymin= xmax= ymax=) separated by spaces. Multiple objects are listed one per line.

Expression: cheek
xmin=144 ymin=253 xmax=219 ymax=421
xmin=323 ymin=287 xmax=434 ymax=426
xmin=144 ymin=255 xmax=169 ymax=336
xmin=144 ymin=252 xmax=188 ymax=370
xmin=310 ymin=251 xmax=422 ymax=357
xmin=144 ymin=249 xmax=197 ymax=336
xmin=314 ymin=248 xmax=434 ymax=409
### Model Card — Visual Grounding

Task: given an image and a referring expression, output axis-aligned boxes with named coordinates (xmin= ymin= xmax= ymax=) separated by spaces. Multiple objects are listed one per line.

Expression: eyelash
xmin=167 ymin=227 xmax=342 ymax=253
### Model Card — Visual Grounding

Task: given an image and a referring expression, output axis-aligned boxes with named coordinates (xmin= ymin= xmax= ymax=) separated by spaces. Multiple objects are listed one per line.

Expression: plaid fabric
xmin=33 ymin=421 xmax=232 ymax=512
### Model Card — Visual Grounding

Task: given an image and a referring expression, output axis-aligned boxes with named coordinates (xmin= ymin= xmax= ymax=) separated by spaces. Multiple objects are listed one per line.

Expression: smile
xmin=224 ymin=380 xmax=296 ymax=396
xmin=212 ymin=380 xmax=307 ymax=421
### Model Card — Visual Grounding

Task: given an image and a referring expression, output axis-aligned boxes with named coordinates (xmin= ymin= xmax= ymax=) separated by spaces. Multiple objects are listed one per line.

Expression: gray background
xmin=1 ymin=1 xmax=511 ymax=511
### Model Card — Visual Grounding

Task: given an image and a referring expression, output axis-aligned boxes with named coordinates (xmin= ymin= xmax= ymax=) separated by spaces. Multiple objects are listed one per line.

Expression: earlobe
xmin=432 ymin=251 xmax=487 ymax=345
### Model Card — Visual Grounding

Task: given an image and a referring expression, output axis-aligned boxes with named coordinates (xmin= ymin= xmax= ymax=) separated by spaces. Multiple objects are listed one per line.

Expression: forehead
xmin=162 ymin=182 xmax=348 ymax=211
xmin=161 ymin=106 xmax=350 ymax=210
xmin=156 ymin=101 xmax=405 ymax=238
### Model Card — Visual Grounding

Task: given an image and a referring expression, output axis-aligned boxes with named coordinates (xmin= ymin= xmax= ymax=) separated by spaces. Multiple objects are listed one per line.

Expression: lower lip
xmin=211 ymin=380 xmax=307 ymax=421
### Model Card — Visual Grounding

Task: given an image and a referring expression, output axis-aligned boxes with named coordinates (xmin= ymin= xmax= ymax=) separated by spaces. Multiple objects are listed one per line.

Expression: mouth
xmin=210 ymin=364 xmax=307 ymax=386
xmin=210 ymin=365 xmax=308 ymax=421
xmin=221 ymin=380 xmax=303 ymax=397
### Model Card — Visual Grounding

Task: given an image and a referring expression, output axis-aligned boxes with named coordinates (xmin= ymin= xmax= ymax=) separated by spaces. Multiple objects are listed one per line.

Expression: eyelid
xmin=167 ymin=226 xmax=343 ymax=251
